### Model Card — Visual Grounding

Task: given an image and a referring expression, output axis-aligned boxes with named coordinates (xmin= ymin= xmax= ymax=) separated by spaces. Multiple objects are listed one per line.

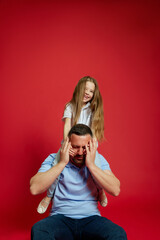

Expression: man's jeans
xmin=31 ymin=214 xmax=127 ymax=240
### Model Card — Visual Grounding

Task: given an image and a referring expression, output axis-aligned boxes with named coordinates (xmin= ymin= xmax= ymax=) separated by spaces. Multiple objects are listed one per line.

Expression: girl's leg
xmin=37 ymin=195 xmax=52 ymax=214
xmin=98 ymin=189 xmax=108 ymax=207
xmin=37 ymin=183 xmax=56 ymax=214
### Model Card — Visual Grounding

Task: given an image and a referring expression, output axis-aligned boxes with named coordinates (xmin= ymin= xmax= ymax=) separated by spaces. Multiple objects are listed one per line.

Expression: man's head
xmin=68 ymin=124 xmax=93 ymax=168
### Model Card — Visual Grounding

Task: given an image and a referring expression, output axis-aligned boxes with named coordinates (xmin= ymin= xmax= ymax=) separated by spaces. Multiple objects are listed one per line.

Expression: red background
xmin=1 ymin=0 xmax=160 ymax=239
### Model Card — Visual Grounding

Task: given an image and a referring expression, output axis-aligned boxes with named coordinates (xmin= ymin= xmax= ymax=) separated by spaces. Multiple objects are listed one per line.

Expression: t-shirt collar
xmin=66 ymin=161 xmax=85 ymax=170
xmin=82 ymin=102 xmax=90 ymax=110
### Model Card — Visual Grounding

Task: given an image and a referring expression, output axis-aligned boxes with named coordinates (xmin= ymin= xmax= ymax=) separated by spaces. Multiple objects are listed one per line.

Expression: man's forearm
xmin=85 ymin=139 xmax=120 ymax=196
xmin=88 ymin=164 xmax=120 ymax=196
xmin=30 ymin=161 xmax=66 ymax=195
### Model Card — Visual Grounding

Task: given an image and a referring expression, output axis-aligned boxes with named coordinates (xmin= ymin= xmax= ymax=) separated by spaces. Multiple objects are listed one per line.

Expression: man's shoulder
xmin=38 ymin=153 xmax=57 ymax=172
xmin=96 ymin=151 xmax=111 ymax=171
xmin=45 ymin=153 xmax=57 ymax=162
xmin=49 ymin=153 xmax=57 ymax=159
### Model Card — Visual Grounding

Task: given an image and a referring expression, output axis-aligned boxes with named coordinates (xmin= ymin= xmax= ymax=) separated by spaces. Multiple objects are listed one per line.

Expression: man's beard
xmin=70 ymin=154 xmax=86 ymax=168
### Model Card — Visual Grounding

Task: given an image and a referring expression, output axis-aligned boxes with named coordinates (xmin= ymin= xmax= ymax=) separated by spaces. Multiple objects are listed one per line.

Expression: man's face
xmin=69 ymin=133 xmax=91 ymax=168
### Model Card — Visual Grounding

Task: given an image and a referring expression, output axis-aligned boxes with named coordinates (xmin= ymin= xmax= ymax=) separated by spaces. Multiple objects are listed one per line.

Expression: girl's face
xmin=83 ymin=81 xmax=95 ymax=104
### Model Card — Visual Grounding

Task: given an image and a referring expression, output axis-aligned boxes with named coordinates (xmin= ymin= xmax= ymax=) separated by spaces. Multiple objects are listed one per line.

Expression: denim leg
xmin=31 ymin=215 xmax=74 ymax=240
xmin=81 ymin=215 xmax=127 ymax=240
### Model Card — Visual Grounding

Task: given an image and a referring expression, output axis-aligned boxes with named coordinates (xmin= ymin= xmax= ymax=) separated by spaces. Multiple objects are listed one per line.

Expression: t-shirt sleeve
xmin=62 ymin=104 xmax=72 ymax=121
xmin=98 ymin=154 xmax=111 ymax=171
xmin=38 ymin=154 xmax=56 ymax=172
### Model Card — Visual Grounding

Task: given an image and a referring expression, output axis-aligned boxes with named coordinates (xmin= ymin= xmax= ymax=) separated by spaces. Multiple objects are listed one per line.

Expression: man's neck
xmin=69 ymin=159 xmax=84 ymax=168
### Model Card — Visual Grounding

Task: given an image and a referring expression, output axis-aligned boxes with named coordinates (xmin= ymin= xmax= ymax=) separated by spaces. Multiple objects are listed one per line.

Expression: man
xmin=30 ymin=124 xmax=127 ymax=239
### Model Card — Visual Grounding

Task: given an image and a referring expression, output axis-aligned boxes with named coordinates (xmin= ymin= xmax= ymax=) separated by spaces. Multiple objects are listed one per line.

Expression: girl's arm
xmin=63 ymin=118 xmax=71 ymax=140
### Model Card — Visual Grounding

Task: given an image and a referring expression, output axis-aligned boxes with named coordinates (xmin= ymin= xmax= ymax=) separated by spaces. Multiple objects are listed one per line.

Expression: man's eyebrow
xmin=72 ymin=145 xmax=87 ymax=148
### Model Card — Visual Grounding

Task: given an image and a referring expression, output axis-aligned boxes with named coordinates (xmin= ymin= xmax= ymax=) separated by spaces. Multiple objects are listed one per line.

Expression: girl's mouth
xmin=84 ymin=95 xmax=89 ymax=100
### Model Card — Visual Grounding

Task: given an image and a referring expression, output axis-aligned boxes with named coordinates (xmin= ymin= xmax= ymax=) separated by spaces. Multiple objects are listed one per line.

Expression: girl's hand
xmin=60 ymin=137 xmax=71 ymax=165
xmin=85 ymin=138 xmax=97 ymax=168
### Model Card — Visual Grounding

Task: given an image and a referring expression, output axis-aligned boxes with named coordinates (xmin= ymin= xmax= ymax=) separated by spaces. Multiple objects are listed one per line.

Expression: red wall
xmin=1 ymin=0 xmax=160 ymax=239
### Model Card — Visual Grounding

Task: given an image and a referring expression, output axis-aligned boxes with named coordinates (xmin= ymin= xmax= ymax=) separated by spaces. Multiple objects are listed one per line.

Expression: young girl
xmin=37 ymin=76 xmax=108 ymax=214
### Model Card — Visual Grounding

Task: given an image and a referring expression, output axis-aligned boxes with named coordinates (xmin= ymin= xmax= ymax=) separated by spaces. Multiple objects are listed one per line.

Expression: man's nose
xmin=78 ymin=148 xmax=84 ymax=155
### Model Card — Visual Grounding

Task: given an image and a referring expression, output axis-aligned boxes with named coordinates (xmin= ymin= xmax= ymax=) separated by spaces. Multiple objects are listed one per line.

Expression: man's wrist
xmin=58 ymin=161 xmax=67 ymax=169
xmin=87 ymin=161 xmax=96 ymax=171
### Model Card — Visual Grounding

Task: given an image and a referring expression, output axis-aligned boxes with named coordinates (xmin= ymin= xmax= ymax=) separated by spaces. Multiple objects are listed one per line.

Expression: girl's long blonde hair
xmin=66 ymin=76 xmax=104 ymax=142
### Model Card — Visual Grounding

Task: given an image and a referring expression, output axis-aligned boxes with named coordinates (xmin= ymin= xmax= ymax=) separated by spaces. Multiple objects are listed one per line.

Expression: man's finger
xmin=66 ymin=141 xmax=71 ymax=152
xmin=69 ymin=149 xmax=75 ymax=157
xmin=85 ymin=144 xmax=89 ymax=153
xmin=69 ymin=147 xmax=76 ymax=154
xmin=92 ymin=138 xmax=97 ymax=148
xmin=89 ymin=140 xmax=93 ymax=150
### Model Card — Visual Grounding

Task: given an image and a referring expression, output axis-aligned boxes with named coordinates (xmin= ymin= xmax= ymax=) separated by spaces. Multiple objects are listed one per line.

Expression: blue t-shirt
xmin=39 ymin=153 xmax=111 ymax=219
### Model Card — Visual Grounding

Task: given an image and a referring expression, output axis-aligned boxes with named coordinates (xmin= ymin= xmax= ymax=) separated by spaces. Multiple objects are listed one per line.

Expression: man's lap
xmin=32 ymin=214 xmax=127 ymax=240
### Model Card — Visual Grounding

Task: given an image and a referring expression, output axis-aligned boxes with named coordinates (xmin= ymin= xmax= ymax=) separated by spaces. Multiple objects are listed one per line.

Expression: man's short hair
xmin=68 ymin=124 xmax=93 ymax=138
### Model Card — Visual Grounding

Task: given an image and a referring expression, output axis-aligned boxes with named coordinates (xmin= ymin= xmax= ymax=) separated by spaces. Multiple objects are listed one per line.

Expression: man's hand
xmin=85 ymin=138 xmax=97 ymax=168
xmin=60 ymin=138 xmax=71 ymax=165
xmin=69 ymin=146 xmax=77 ymax=158
xmin=30 ymin=140 xmax=72 ymax=196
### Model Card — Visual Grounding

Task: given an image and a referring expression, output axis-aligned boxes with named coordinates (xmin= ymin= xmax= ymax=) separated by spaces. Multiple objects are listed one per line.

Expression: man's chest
xmin=55 ymin=166 xmax=98 ymax=199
